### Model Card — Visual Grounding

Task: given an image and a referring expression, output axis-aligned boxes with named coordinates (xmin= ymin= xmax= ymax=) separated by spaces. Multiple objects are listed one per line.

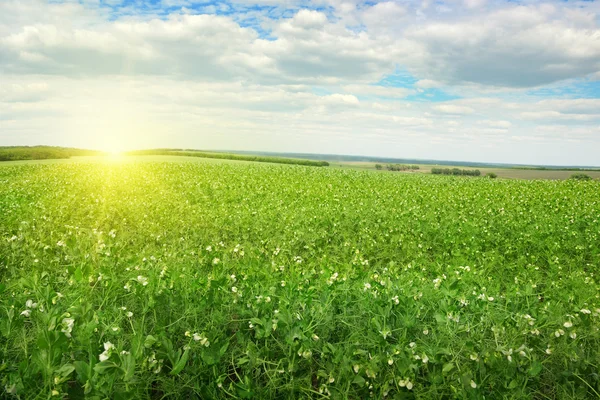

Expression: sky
xmin=1 ymin=0 xmax=600 ymax=165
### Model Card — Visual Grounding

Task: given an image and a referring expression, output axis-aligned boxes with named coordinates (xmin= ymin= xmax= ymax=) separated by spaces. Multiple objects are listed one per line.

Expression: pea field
xmin=1 ymin=160 xmax=599 ymax=399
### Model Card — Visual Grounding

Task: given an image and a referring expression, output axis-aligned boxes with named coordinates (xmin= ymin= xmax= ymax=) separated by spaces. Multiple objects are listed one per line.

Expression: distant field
xmin=1 ymin=160 xmax=599 ymax=398
xmin=333 ymin=161 xmax=600 ymax=180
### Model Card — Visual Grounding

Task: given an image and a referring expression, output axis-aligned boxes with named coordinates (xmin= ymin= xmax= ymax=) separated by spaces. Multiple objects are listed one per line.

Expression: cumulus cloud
xmin=1 ymin=0 xmax=600 ymax=165
xmin=432 ymin=104 xmax=475 ymax=115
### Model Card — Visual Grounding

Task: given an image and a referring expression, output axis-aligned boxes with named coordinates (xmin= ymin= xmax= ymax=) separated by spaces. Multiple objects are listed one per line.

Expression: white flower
xmin=422 ymin=355 xmax=429 ymax=364
xmin=124 ymin=283 xmax=131 ymax=291
xmin=136 ymin=276 xmax=148 ymax=286
xmin=231 ymin=286 xmax=238 ymax=293
xmin=353 ymin=365 xmax=360 ymax=374
xmin=126 ymin=312 xmax=133 ymax=318
xmin=570 ymin=332 xmax=577 ymax=339
xmin=406 ymin=381 xmax=413 ymax=390
xmin=392 ymin=295 xmax=399 ymax=305
xmin=112 ymin=327 xmax=120 ymax=332
xmin=20 ymin=309 xmax=31 ymax=317
xmin=409 ymin=342 xmax=416 ymax=348
xmin=545 ymin=347 xmax=552 ymax=355
xmin=563 ymin=321 xmax=573 ymax=328
xmin=470 ymin=354 xmax=479 ymax=361
xmin=470 ymin=380 xmax=477 ymax=389
xmin=57 ymin=240 xmax=66 ymax=247
xmin=193 ymin=333 xmax=209 ymax=346
xmin=580 ymin=309 xmax=591 ymax=314
xmin=388 ymin=359 xmax=394 ymax=365
xmin=423 ymin=329 xmax=429 ymax=335
xmin=99 ymin=342 xmax=115 ymax=362
xmin=212 ymin=258 xmax=220 ymax=265
xmin=185 ymin=331 xmax=191 ymax=337
xmin=61 ymin=318 xmax=75 ymax=337
xmin=281 ymin=281 xmax=286 ymax=287
xmin=312 ymin=334 xmax=319 ymax=341
xmin=363 ymin=282 xmax=371 ymax=291
xmin=25 ymin=300 xmax=38 ymax=309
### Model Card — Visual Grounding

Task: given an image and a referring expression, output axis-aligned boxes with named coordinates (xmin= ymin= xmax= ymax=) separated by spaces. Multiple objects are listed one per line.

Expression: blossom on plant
xmin=99 ymin=342 xmax=115 ymax=362
xmin=193 ymin=333 xmax=209 ymax=346
xmin=136 ymin=276 xmax=148 ymax=286
xmin=61 ymin=318 xmax=75 ymax=337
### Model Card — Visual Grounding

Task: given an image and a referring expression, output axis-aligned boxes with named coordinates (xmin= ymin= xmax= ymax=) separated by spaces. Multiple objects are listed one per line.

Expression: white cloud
xmin=1 ymin=0 xmax=600 ymax=165
xmin=432 ymin=104 xmax=475 ymax=114
xmin=402 ymin=5 xmax=600 ymax=87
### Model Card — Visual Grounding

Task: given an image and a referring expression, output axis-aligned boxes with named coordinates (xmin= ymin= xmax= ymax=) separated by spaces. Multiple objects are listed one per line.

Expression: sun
xmin=108 ymin=149 xmax=123 ymax=157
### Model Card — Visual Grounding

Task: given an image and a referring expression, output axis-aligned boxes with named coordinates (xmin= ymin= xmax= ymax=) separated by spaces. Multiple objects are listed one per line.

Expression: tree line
xmin=127 ymin=150 xmax=330 ymax=167
xmin=0 ymin=146 xmax=100 ymax=161
xmin=431 ymin=167 xmax=481 ymax=176
xmin=376 ymin=164 xmax=420 ymax=171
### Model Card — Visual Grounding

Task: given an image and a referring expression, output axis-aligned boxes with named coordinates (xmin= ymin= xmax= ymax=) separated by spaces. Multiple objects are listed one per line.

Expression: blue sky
xmin=1 ymin=0 xmax=600 ymax=165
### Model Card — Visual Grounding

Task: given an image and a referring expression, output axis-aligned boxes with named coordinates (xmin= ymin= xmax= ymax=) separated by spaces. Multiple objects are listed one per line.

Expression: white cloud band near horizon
xmin=1 ymin=0 xmax=600 ymax=166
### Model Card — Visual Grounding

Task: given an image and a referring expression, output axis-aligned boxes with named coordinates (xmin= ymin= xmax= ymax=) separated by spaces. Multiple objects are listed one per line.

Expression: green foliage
xmin=1 ymin=162 xmax=599 ymax=398
xmin=0 ymin=146 xmax=100 ymax=162
xmin=431 ymin=167 xmax=481 ymax=176
xmin=386 ymin=164 xmax=420 ymax=171
xmin=374 ymin=164 xmax=383 ymax=170
xmin=487 ymin=172 xmax=498 ymax=179
xmin=570 ymin=173 xmax=593 ymax=181
xmin=126 ymin=149 xmax=329 ymax=167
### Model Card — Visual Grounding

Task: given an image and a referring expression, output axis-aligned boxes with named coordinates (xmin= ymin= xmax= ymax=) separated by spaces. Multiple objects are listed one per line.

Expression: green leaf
xmin=144 ymin=335 xmax=157 ymax=348
xmin=170 ymin=348 xmax=190 ymax=375
xmin=352 ymin=375 xmax=366 ymax=385
xmin=508 ymin=379 xmax=519 ymax=389
xmin=56 ymin=363 xmax=75 ymax=378
xmin=93 ymin=361 xmax=119 ymax=374
xmin=529 ymin=361 xmax=543 ymax=377
xmin=442 ymin=363 xmax=455 ymax=374
xmin=122 ymin=353 xmax=136 ymax=382
xmin=220 ymin=342 xmax=230 ymax=357
xmin=434 ymin=313 xmax=447 ymax=324
xmin=74 ymin=361 xmax=90 ymax=383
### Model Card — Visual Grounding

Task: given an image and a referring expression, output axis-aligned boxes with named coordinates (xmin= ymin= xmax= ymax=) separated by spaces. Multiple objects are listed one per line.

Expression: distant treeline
xmin=0 ymin=146 xmax=100 ymax=162
xmin=127 ymin=150 xmax=330 ymax=167
xmin=376 ymin=164 xmax=420 ymax=171
xmin=431 ymin=167 xmax=481 ymax=176
xmin=512 ymin=166 xmax=600 ymax=172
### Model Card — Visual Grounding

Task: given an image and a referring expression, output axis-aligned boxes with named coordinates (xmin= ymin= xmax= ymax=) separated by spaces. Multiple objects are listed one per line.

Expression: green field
xmin=1 ymin=160 xmax=600 ymax=399
xmin=333 ymin=161 xmax=600 ymax=180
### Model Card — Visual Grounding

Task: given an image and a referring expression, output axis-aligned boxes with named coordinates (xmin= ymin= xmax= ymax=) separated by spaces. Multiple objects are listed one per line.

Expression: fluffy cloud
xmin=402 ymin=5 xmax=600 ymax=87
xmin=1 ymin=0 xmax=600 ymax=165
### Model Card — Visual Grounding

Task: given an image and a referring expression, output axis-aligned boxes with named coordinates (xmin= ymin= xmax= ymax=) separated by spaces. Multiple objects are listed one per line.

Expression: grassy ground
xmin=5 ymin=156 xmax=599 ymax=180
xmin=1 ymin=160 xmax=599 ymax=398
